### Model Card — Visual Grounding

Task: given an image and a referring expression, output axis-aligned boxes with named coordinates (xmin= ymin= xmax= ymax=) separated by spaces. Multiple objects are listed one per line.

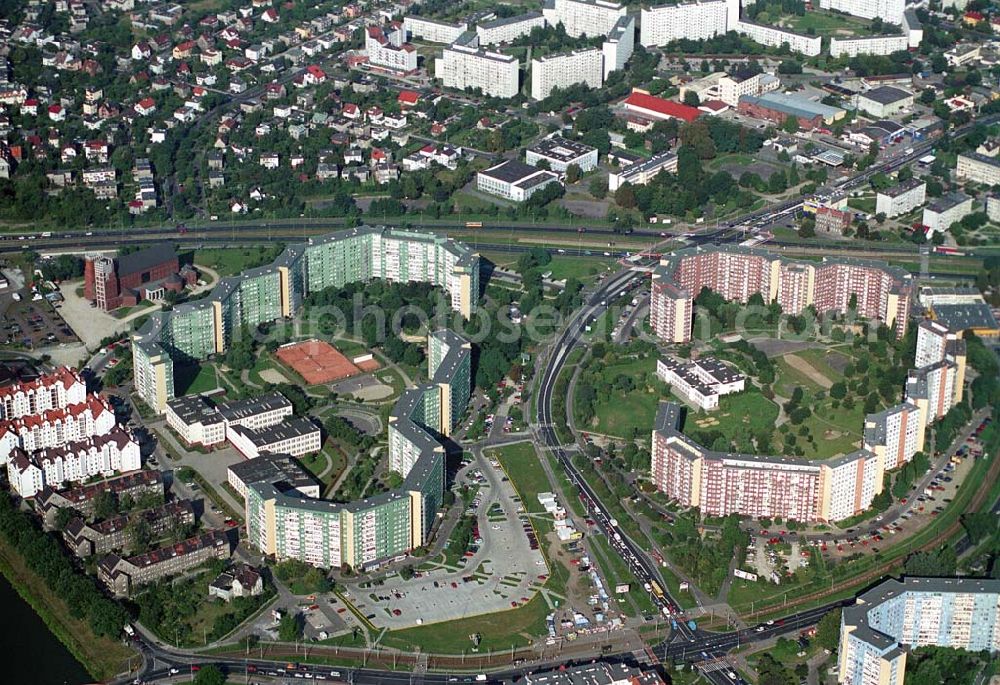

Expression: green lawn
xmin=784 ymin=10 xmax=872 ymax=35
xmin=773 ymin=356 xmax=828 ymax=397
xmin=686 ymin=390 xmax=779 ymax=446
xmin=380 ymin=592 xmax=550 ymax=654
xmin=487 ymin=442 xmax=550 ymax=514
xmin=588 ymin=356 xmax=660 ymax=439
xmin=544 ymin=255 xmax=615 ymax=282
xmin=193 ymin=247 xmax=283 ymax=277
xmin=174 ymin=363 xmax=219 ymax=396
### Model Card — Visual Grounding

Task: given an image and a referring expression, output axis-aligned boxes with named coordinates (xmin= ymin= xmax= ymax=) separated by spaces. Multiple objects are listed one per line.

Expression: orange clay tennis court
xmin=275 ymin=339 xmax=381 ymax=385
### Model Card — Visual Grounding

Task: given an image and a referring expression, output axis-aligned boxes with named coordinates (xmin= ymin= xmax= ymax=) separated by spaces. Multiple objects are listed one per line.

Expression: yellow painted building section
xmin=278 ymin=266 xmax=293 ymax=318
xmin=212 ymin=301 xmax=225 ymax=354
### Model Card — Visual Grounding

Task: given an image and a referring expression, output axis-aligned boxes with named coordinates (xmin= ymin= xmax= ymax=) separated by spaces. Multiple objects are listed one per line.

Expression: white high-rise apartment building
xmin=819 ymin=0 xmax=905 ymax=25
xmin=602 ymin=16 xmax=634 ymax=79
xmin=542 ymin=0 xmax=626 ymax=38
xmin=915 ymin=320 xmax=952 ymax=369
xmin=640 ymin=0 xmax=729 ymax=47
xmin=436 ymin=43 xmax=520 ymax=98
xmin=531 ymin=48 xmax=604 ymax=100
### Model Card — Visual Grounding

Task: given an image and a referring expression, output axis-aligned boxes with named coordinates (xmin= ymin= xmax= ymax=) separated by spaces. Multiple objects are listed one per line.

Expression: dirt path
xmin=783 ymin=354 xmax=833 ymax=389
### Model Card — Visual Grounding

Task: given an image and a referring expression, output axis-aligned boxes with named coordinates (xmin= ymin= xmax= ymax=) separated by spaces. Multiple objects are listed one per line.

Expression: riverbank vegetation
xmin=0 ymin=492 xmax=134 ymax=680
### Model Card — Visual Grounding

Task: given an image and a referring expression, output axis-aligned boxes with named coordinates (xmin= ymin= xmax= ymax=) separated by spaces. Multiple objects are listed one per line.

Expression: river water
xmin=0 ymin=572 xmax=92 ymax=684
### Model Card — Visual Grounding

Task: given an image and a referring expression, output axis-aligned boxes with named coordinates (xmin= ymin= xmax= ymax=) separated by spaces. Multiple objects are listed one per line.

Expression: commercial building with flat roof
xmin=526 ymin=135 xmax=599 ymax=172
xmin=227 ymin=452 xmax=320 ymax=499
xmin=857 ymin=85 xmax=914 ymax=118
xmin=477 ymin=159 xmax=561 ymax=201
xmin=738 ymin=92 xmax=845 ymax=129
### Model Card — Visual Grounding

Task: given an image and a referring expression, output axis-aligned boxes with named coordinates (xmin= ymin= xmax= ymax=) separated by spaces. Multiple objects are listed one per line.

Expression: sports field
xmin=275 ymin=339 xmax=380 ymax=385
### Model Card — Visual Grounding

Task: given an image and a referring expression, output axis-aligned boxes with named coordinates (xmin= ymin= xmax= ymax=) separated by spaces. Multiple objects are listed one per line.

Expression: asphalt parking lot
xmin=343 ymin=450 xmax=545 ymax=630
xmin=2 ymin=297 xmax=79 ymax=348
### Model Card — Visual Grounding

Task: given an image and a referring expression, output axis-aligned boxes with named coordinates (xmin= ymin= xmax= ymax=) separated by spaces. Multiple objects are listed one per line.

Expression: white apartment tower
xmin=602 ymin=16 xmax=634 ymax=79
xmin=436 ymin=43 xmax=520 ymax=98
xmin=640 ymin=0 xmax=729 ymax=47
xmin=531 ymin=49 xmax=604 ymax=100
xmin=542 ymin=0 xmax=627 ymax=38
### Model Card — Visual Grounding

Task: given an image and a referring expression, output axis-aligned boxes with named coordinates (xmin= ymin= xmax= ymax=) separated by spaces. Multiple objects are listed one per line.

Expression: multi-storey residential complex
xmin=921 ymin=193 xmax=973 ymax=235
xmin=733 ymin=20 xmax=822 ymax=56
xmin=132 ymin=227 xmax=479 ymax=413
xmin=63 ymin=500 xmax=195 ymax=557
xmin=640 ymin=1 xmax=729 ymax=48
xmin=987 ymin=194 xmax=1000 ymax=223
xmin=0 ymin=367 xmax=86 ymax=420
xmin=655 ymin=357 xmax=745 ymax=411
xmin=602 ymin=16 xmax=634 ymax=78
xmin=531 ymin=48 xmax=604 ymax=100
xmin=476 ymin=12 xmax=545 ymax=45
xmin=365 ymin=24 xmax=418 ymax=73
xmin=98 ymin=529 xmax=233 ymax=596
xmin=7 ymin=429 xmax=141 ymax=498
xmin=876 ymin=179 xmax=926 ymax=218
xmin=228 ymin=416 xmax=322 ymax=459
xmin=820 ymin=0 xmax=905 ymax=25
xmin=526 ymin=136 xmax=599 ymax=173
xmin=838 ymin=578 xmax=1000 ymax=685
xmin=956 ymin=152 xmax=1000 ymax=186
xmin=435 ymin=38 xmax=520 ymax=98
xmin=651 ymin=403 xmax=882 ymax=522
xmin=608 ymin=151 xmax=678 ymax=191
xmin=477 ymin=160 xmax=561 ymax=201
xmin=862 ymin=402 xmax=925 ymax=471
xmin=542 ymin=0 xmax=627 ymax=38
xmin=242 ymin=331 xmax=469 ymax=570
xmin=649 ymin=246 xmax=913 ymax=344
xmin=829 ymin=35 xmax=910 ymax=58
xmin=0 ymin=394 xmax=117 ymax=464
xmin=402 ymin=16 xmax=467 ymax=44
xmin=35 ymin=470 xmax=163 ymax=529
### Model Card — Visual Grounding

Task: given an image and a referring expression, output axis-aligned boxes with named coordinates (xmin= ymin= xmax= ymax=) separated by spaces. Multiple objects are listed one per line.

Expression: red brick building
xmin=83 ymin=245 xmax=195 ymax=311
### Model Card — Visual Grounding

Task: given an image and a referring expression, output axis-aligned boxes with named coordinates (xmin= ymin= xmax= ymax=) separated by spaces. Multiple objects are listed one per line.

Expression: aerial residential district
xmin=1 ymin=0 xmax=1000 ymax=684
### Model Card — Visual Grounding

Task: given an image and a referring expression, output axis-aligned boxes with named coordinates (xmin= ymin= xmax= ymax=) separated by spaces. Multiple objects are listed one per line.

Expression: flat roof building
xmin=477 ymin=159 xmax=561 ymax=202
xmin=525 ymin=135 xmax=599 ymax=173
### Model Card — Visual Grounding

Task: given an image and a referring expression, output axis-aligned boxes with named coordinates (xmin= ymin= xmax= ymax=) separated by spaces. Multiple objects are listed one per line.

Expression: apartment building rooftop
xmin=880 ymin=177 xmax=925 ymax=197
